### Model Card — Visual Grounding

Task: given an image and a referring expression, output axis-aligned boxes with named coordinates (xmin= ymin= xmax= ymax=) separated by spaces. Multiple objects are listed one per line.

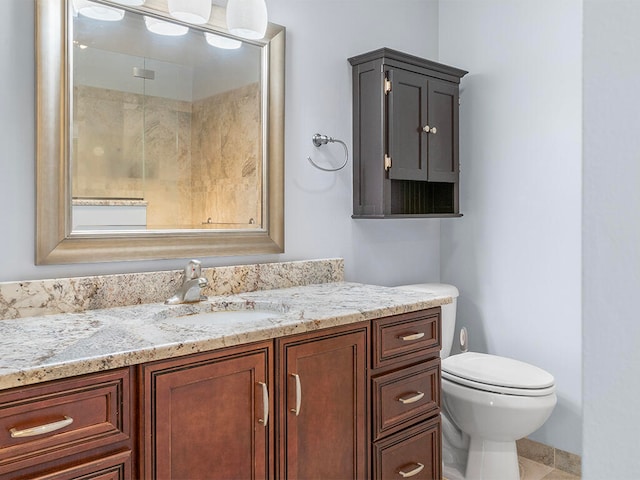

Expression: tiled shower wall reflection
xmin=72 ymin=83 xmax=261 ymax=229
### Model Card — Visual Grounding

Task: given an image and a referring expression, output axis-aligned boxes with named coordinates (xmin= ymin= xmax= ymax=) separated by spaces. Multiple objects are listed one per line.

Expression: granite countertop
xmin=0 ymin=282 xmax=451 ymax=391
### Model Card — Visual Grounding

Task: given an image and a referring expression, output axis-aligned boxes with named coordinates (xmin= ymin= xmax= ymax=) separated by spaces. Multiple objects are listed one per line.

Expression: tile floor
xmin=443 ymin=456 xmax=581 ymax=480
xmin=519 ymin=456 xmax=581 ymax=480
xmin=516 ymin=437 xmax=581 ymax=479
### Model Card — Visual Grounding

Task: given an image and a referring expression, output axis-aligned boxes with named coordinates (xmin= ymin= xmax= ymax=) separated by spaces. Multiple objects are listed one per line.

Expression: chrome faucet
xmin=165 ymin=260 xmax=209 ymax=305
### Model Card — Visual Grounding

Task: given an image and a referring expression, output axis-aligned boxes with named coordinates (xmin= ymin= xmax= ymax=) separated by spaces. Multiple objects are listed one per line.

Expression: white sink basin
xmin=170 ymin=309 xmax=278 ymax=325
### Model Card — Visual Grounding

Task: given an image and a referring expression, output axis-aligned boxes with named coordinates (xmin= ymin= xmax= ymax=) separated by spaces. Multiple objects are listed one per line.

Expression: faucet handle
xmin=185 ymin=259 xmax=202 ymax=280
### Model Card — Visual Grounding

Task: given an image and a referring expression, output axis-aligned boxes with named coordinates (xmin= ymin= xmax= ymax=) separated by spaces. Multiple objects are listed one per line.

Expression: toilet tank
xmin=395 ymin=283 xmax=459 ymax=359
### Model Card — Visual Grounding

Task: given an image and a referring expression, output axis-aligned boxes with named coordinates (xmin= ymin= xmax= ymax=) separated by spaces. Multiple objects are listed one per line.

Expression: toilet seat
xmin=442 ymin=352 xmax=556 ymax=397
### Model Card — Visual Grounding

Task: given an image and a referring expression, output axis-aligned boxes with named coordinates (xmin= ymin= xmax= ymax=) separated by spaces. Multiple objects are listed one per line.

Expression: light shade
xmin=144 ymin=16 xmax=189 ymax=36
xmin=168 ymin=0 xmax=212 ymax=25
xmin=226 ymin=0 xmax=268 ymax=40
xmin=73 ymin=0 xmax=125 ymax=21
xmin=205 ymin=32 xmax=242 ymax=49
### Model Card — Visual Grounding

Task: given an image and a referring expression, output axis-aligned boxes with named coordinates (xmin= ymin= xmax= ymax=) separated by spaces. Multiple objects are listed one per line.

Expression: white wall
xmin=0 ymin=0 xmax=441 ymax=286
xmin=438 ymin=0 xmax=583 ymax=455
xmin=583 ymin=1 xmax=640 ymax=478
xmin=9 ymin=0 xmax=618 ymax=466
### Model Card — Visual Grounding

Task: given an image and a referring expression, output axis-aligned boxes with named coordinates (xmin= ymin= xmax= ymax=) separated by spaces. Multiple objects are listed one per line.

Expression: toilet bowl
xmin=395 ymin=284 xmax=557 ymax=480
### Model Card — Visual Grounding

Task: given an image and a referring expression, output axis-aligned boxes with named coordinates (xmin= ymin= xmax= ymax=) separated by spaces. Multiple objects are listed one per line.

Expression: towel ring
xmin=307 ymin=133 xmax=349 ymax=172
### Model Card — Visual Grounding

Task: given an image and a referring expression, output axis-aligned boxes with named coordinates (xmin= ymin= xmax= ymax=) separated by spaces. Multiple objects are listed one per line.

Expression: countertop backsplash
xmin=0 ymin=258 xmax=344 ymax=320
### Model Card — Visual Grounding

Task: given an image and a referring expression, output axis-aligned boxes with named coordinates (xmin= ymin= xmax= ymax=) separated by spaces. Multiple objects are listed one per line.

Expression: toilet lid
xmin=442 ymin=352 xmax=555 ymax=395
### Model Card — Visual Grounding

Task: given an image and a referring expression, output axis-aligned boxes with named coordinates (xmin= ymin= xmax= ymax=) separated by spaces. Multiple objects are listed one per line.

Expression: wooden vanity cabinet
xmin=1 ymin=308 xmax=441 ymax=479
xmin=0 ymin=368 xmax=134 ymax=480
xmin=349 ymin=48 xmax=467 ymax=217
xmin=370 ymin=308 xmax=442 ymax=480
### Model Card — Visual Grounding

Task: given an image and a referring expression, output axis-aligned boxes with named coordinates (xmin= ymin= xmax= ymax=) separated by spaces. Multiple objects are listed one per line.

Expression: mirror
xmin=36 ymin=0 xmax=285 ymax=264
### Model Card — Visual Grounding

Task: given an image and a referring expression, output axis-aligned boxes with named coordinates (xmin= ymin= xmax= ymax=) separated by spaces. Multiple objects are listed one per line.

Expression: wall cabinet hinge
xmin=384 ymin=154 xmax=392 ymax=171
xmin=384 ymin=77 xmax=392 ymax=95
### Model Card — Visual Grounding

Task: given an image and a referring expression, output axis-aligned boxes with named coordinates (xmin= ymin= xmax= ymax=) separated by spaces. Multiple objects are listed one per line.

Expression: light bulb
xmin=226 ymin=0 xmax=268 ymax=40
xmin=168 ymin=0 xmax=212 ymax=25
xmin=205 ymin=32 xmax=242 ymax=49
xmin=144 ymin=16 xmax=189 ymax=36
xmin=73 ymin=0 xmax=125 ymax=21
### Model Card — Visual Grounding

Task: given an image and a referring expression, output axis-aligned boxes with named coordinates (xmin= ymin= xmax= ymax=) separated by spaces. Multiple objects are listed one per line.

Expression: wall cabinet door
xmin=426 ymin=79 xmax=459 ymax=183
xmin=387 ymin=69 xmax=460 ymax=185
xmin=142 ymin=342 xmax=273 ymax=480
xmin=278 ymin=327 xmax=368 ymax=480
xmin=387 ymin=68 xmax=430 ymax=182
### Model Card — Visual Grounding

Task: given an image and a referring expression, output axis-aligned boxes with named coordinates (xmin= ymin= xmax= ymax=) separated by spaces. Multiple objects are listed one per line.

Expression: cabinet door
xmin=387 ymin=68 xmax=430 ymax=182
xmin=278 ymin=328 xmax=368 ymax=480
xmin=143 ymin=343 xmax=273 ymax=480
xmin=387 ymin=69 xmax=459 ymax=184
xmin=427 ymin=79 xmax=459 ymax=183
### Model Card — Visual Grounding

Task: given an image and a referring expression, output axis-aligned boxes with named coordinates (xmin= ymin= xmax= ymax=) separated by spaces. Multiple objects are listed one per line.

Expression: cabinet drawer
xmin=0 ymin=369 xmax=131 ymax=475
xmin=28 ymin=450 xmax=132 ymax=480
xmin=373 ymin=417 xmax=441 ymax=480
xmin=373 ymin=309 xmax=440 ymax=368
xmin=372 ymin=359 xmax=440 ymax=441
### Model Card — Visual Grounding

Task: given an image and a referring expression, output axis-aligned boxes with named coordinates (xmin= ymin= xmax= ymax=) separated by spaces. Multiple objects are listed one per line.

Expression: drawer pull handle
xmin=10 ymin=416 xmax=73 ymax=438
xmin=258 ymin=382 xmax=269 ymax=427
xmin=399 ymin=332 xmax=425 ymax=341
xmin=290 ymin=373 xmax=302 ymax=416
xmin=398 ymin=462 xmax=424 ymax=478
xmin=398 ymin=391 xmax=425 ymax=404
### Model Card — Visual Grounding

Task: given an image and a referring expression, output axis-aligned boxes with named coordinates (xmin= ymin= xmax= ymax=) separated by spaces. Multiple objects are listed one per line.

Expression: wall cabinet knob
xmin=422 ymin=125 xmax=437 ymax=134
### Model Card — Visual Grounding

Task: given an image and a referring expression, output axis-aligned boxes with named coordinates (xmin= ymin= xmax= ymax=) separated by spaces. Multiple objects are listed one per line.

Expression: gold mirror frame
xmin=36 ymin=0 xmax=285 ymax=264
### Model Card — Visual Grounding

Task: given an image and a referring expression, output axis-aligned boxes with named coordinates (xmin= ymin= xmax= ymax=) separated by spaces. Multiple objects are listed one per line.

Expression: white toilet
xmin=397 ymin=284 xmax=557 ymax=480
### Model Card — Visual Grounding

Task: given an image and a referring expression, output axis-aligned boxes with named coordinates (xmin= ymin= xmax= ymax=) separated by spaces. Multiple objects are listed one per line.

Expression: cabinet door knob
xmin=422 ymin=125 xmax=437 ymax=134
xmin=258 ymin=382 xmax=269 ymax=427
xmin=10 ymin=416 xmax=73 ymax=438
xmin=398 ymin=462 xmax=425 ymax=478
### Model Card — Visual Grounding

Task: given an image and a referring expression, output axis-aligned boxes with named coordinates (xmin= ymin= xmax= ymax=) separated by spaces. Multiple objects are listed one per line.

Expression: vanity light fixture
xmin=226 ymin=0 xmax=268 ymax=40
xmin=204 ymin=32 xmax=242 ymax=49
xmin=144 ymin=16 xmax=189 ymax=36
xmin=168 ymin=0 xmax=212 ymax=25
xmin=72 ymin=0 xmax=125 ymax=21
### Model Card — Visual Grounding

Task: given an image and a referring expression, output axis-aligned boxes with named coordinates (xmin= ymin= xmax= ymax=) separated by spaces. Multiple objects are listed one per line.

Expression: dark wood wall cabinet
xmin=1 ymin=308 xmax=442 ymax=480
xmin=349 ymin=48 xmax=468 ymax=217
